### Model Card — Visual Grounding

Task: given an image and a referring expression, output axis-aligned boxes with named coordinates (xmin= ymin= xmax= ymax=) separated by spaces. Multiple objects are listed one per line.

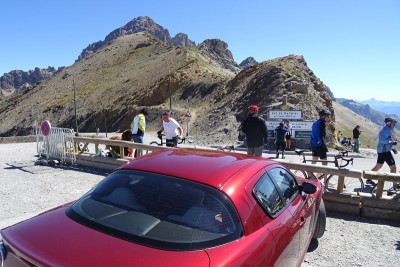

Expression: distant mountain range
xmin=335 ymin=98 xmax=400 ymax=130
xmin=360 ymin=98 xmax=400 ymax=117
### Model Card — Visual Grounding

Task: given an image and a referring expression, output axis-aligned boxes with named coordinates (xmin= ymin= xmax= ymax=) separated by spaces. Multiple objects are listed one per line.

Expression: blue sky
xmin=1 ymin=0 xmax=399 ymax=102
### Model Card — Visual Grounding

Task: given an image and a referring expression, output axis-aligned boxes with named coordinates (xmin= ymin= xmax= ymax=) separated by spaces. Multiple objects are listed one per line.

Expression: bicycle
xmin=293 ymin=149 xmax=364 ymax=193
xmin=150 ymin=133 xmax=193 ymax=147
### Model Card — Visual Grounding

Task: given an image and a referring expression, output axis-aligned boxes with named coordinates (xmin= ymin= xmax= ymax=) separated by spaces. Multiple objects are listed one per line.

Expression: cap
xmin=249 ymin=105 xmax=259 ymax=113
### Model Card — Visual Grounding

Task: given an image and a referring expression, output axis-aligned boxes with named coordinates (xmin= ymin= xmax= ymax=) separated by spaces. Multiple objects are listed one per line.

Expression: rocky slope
xmin=0 ymin=17 xmax=339 ymax=147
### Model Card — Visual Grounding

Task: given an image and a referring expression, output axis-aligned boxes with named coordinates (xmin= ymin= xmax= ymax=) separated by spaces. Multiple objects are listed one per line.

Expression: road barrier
xmin=283 ymin=161 xmax=400 ymax=222
xmin=36 ymin=126 xmax=76 ymax=164
xmin=72 ymin=136 xmax=166 ymax=170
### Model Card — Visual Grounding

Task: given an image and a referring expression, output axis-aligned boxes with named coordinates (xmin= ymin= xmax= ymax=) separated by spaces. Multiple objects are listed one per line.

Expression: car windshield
xmin=67 ymin=170 xmax=242 ymax=251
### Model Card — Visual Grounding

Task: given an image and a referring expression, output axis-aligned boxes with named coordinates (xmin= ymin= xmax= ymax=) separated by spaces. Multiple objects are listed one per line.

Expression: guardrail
xmin=283 ymin=161 xmax=400 ymax=222
xmin=72 ymin=136 xmax=166 ymax=170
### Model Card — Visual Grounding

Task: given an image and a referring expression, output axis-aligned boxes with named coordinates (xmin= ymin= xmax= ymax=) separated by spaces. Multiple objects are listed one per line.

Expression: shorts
xmin=166 ymin=136 xmax=178 ymax=147
xmin=311 ymin=146 xmax=328 ymax=159
xmin=376 ymin=152 xmax=395 ymax=166
xmin=286 ymin=135 xmax=291 ymax=140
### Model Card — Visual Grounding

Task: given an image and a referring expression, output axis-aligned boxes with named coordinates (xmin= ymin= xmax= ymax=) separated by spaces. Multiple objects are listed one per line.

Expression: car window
xmin=267 ymin=167 xmax=299 ymax=204
xmin=67 ymin=170 xmax=243 ymax=251
xmin=253 ymin=173 xmax=284 ymax=217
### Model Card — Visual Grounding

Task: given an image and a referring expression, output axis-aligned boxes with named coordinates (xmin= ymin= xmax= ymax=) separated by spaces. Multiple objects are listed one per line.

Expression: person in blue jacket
xmin=369 ymin=118 xmax=399 ymax=195
xmin=310 ymin=110 xmax=332 ymax=166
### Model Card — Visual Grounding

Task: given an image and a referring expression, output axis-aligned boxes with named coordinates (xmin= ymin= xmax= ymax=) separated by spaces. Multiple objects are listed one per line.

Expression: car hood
xmin=1 ymin=206 xmax=209 ymax=267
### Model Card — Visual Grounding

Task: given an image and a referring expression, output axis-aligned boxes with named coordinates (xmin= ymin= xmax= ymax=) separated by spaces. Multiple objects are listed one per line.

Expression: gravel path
xmin=0 ymin=142 xmax=399 ymax=266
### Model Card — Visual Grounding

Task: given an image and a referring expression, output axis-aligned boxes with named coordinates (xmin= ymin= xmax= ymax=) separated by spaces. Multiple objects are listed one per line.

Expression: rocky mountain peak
xmin=171 ymin=33 xmax=196 ymax=47
xmin=197 ymin=39 xmax=241 ymax=73
xmin=78 ymin=16 xmax=196 ymax=61
xmin=104 ymin=16 xmax=171 ymax=44
xmin=239 ymin=57 xmax=258 ymax=69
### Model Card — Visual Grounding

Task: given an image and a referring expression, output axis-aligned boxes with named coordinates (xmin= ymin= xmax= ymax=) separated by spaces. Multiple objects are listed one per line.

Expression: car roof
xmin=119 ymin=148 xmax=272 ymax=188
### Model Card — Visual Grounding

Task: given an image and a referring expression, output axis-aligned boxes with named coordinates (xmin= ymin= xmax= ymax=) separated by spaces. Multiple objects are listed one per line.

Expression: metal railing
xmin=36 ymin=127 xmax=76 ymax=164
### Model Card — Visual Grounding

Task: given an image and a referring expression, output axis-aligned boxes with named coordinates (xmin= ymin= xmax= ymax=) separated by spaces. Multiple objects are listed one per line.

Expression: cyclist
xmin=369 ymin=118 xmax=399 ymax=195
xmin=310 ymin=109 xmax=332 ymax=166
xmin=157 ymin=110 xmax=183 ymax=147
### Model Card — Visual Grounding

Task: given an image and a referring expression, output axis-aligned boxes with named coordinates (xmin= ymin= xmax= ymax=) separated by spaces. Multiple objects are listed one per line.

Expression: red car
xmin=0 ymin=148 xmax=325 ymax=267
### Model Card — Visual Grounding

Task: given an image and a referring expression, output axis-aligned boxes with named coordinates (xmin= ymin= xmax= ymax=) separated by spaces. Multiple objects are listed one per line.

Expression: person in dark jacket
xmin=241 ymin=105 xmax=269 ymax=157
xmin=274 ymin=121 xmax=289 ymax=159
xmin=310 ymin=109 xmax=332 ymax=166
xmin=352 ymin=125 xmax=362 ymax=153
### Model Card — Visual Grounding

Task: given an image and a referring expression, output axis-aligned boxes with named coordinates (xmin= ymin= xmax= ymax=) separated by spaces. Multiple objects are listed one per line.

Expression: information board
xmin=267 ymin=120 xmax=313 ymax=139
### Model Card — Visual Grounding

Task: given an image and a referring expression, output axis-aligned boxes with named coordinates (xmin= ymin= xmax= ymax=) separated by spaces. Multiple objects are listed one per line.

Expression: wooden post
xmin=375 ymin=180 xmax=385 ymax=199
xmin=337 ymin=176 xmax=345 ymax=193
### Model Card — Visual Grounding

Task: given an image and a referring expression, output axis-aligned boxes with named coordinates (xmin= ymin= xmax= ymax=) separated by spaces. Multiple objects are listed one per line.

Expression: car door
xmin=267 ymin=167 xmax=316 ymax=265
xmin=252 ymin=169 xmax=300 ymax=266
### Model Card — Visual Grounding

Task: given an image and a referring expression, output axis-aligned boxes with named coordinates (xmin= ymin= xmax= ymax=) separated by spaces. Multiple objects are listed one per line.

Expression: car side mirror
xmin=300 ymin=182 xmax=317 ymax=194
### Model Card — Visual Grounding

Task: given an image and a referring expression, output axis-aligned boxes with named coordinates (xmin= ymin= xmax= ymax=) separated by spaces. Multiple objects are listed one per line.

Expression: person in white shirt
xmin=157 ymin=110 xmax=183 ymax=147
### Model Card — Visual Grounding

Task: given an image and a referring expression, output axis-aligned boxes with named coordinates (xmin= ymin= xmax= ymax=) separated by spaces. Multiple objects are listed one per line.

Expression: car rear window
xmin=67 ymin=170 xmax=242 ymax=251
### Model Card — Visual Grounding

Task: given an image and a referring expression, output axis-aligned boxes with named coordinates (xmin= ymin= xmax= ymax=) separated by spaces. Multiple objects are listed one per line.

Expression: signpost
xmin=40 ymin=120 xmax=51 ymax=160
xmin=268 ymin=110 xmax=302 ymax=120
xmin=40 ymin=120 xmax=51 ymax=137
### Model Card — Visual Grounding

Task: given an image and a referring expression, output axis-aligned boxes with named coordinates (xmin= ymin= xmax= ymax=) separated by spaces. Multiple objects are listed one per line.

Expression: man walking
xmin=241 ymin=105 xmax=269 ymax=157
xmin=369 ymin=118 xmax=399 ymax=195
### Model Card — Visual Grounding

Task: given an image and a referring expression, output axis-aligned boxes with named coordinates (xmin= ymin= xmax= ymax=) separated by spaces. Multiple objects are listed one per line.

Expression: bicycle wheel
xmin=325 ymin=175 xmax=364 ymax=193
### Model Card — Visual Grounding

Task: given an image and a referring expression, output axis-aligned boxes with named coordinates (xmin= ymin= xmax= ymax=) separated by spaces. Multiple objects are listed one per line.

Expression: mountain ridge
xmin=0 ymin=31 xmax=335 ymax=147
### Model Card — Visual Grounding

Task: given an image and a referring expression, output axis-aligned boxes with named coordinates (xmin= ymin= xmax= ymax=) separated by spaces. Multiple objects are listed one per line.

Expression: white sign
xmin=266 ymin=120 xmax=313 ymax=130
xmin=268 ymin=110 xmax=302 ymax=120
